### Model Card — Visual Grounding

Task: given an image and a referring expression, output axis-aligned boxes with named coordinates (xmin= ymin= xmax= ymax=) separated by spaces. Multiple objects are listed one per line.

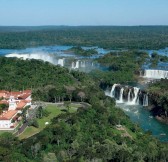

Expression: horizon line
xmin=0 ymin=25 xmax=168 ymax=27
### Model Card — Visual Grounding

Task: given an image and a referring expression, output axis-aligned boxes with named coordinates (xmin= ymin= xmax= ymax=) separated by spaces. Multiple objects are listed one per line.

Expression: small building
xmin=0 ymin=90 xmax=32 ymax=130
xmin=0 ymin=110 xmax=18 ymax=129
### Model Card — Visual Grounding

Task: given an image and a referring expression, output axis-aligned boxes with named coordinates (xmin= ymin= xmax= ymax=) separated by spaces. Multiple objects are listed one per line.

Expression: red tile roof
xmin=0 ymin=91 xmax=9 ymax=98
xmin=0 ymin=90 xmax=8 ymax=93
xmin=18 ymin=93 xmax=31 ymax=100
xmin=24 ymin=100 xmax=31 ymax=103
xmin=23 ymin=90 xmax=32 ymax=94
xmin=0 ymin=90 xmax=32 ymax=100
xmin=16 ymin=101 xmax=27 ymax=110
xmin=0 ymin=100 xmax=9 ymax=105
xmin=0 ymin=110 xmax=17 ymax=120
xmin=0 ymin=90 xmax=32 ymax=118
xmin=6 ymin=92 xmax=22 ymax=98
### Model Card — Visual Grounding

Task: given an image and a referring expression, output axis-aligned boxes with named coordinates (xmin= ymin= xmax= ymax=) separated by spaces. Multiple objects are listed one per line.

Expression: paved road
xmin=13 ymin=122 xmax=28 ymax=136
xmin=43 ymin=101 xmax=91 ymax=109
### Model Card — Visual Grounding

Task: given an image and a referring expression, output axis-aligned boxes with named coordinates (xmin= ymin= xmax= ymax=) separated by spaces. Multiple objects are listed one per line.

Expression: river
xmin=118 ymin=103 xmax=168 ymax=142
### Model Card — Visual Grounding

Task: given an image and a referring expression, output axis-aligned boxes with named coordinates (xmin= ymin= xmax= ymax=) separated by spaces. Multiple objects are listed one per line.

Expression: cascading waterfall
xmin=143 ymin=69 xmax=168 ymax=79
xmin=57 ymin=58 xmax=64 ymax=66
xmin=75 ymin=60 xmax=80 ymax=69
xmin=81 ymin=61 xmax=86 ymax=68
xmin=110 ymin=84 xmax=118 ymax=97
xmin=127 ymin=89 xmax=132 ymax=103
xmin=130 ymin=87 xmax=140 ymax=105
xmin=72 ymin=60 xmax=80 ymax=69
xmin=70 ymin=60 xmax=95 ymax=70
xmin=108 ymin=84 xmax=146 ymax=106
xmin=6 ymin=53 xmax=56 ymax=64
xmin=92 ymin=62 xmax=94 ymax=66
xmin=71 ymin=62 xmax=75 ymax=69
xmin=118 ymin=88 xmax=124 ymax=103
xmin=143 ymin=94 xmax=149 ymax=107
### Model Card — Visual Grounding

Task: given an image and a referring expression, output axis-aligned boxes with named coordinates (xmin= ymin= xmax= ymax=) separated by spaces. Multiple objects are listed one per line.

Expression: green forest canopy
xmin=0 ymin=26 xmax=168 ymax=49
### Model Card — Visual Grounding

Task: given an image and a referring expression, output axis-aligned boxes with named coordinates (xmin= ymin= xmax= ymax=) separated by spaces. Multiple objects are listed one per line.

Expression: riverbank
xmin=156 ymin=116 xmax=168 ymax=124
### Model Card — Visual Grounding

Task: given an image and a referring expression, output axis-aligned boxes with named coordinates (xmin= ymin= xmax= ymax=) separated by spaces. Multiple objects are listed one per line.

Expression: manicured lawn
xmin=37 ymin=105 xmax=62 ymax=130
xmin=0 ymin=130 xmax=13 ymax=135
xmin=19 ymin=127 xmax=39 ymax=139
xmin=19 ymin=103 xmax=77 ymax=140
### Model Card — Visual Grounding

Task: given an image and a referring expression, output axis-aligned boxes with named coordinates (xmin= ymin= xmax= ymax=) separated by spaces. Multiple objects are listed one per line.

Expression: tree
xmin=64 ymin=101 xmax=71 ymax=112
xmin=31 ymin=119 xmax=39 ymax=128
xmin=77 ymin=91 xmax=86 ymax=102
xmin=0 ymin=104 xmax=8 ymax=114
xmin=161 ymin=95 xmax=168 ymax=117
xmin=65 ymin=86 xmax=76 ymax=102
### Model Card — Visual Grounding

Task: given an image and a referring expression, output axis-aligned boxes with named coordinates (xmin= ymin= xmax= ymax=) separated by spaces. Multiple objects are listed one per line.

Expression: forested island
xmin=66 ymin=46 xmax=98 ymax=56
xmin=92 ymin=50 xmax=149 ymax=85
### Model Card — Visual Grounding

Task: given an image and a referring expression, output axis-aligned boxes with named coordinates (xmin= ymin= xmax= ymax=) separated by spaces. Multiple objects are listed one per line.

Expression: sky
xmin=0 ymin=0 xmax=168 ymax=26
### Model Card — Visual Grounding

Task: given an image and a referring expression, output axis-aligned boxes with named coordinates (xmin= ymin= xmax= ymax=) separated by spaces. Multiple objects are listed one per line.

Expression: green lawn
xmin=19 ymin=103 xmax=77 ymax=140
xmin=0 ymin=130 xmax=13 ymax=135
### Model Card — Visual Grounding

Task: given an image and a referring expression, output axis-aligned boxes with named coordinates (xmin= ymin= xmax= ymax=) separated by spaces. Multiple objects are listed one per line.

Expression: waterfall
xmin=75 ymin=60 xmax=80 ymax=69
xmin=91 ymin=62 xmax=94 ymax=66
xmin=71 ymin=60 xmax=80 ymax=69
xmin=110 ymin=84 xmax=118 ymax=97
xmin=130 ymin=87 xmax=140 ymax=105
xmin=136 ymin=95 xmax=140 ymax=105
xmin=81 ymin=61 xmax=86 ymax=68
xmin=71 ymin=62 xmax=75 ymax=69
xmin=127 ymin=89 xmax=132 ymax=103
xmin=107 ymin=84 xmax=145 ymax=106
xmin=6 ymin=53 xmax=56 ymax=64
xmin=118 ymin=88 xmax=124 ymax=103
xmin=57 ymin=58 xmax=64 ymax=66
xmin=143 ymin=94 xmax=149 ymax=107
xmin=143 ymin=69 xmax=168 ymax=79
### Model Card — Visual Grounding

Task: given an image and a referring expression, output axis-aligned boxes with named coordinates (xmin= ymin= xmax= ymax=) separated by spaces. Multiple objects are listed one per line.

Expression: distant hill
xmin=0 ymin=26 xmax=68 ymax=32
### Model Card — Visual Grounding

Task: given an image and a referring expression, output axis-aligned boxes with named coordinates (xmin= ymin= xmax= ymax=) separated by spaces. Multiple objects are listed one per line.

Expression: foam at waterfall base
xmin=5 ymin=53 xmax=57 ymax=64
xmin=116 ymin=100 xmax=124 ymax=104
xmin=116 ymin=99 xmax=139 ymax=105
xmin=104 ymin=90 xmax=111 ymax=97
xmin=126 ymin=101 xmax=139 ymax=105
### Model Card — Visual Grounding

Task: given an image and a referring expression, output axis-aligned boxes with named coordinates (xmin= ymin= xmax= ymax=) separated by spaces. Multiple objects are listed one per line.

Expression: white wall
xmin=0 ymin=120 xmax=12 ymax=129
